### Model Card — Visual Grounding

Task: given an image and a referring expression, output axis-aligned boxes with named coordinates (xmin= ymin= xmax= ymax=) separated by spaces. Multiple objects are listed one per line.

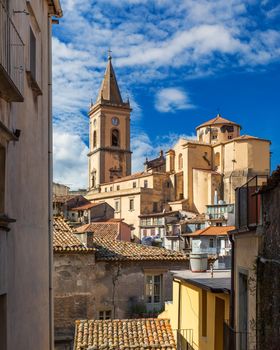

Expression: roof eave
xmin=48 ymin=0 xmax=63 ymax=18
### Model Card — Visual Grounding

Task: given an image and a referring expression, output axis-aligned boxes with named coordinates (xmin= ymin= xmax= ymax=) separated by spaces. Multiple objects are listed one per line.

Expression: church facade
xmin=87 ymin=56 xmax=271 ymax=239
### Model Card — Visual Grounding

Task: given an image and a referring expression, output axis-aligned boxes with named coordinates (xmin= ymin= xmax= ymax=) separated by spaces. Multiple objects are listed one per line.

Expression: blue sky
xmin=52 ymin=0 xmax=280 ymax=189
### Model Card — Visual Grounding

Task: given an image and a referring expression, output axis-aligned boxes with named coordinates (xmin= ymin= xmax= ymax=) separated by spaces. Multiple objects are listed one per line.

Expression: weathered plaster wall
xmin=0 ymin=1 xmax=54 ymax=349
xmin=258 ymin=183 xmax=280 ymax=349
xmin=53 ymin=253 xmax=188 ymax=347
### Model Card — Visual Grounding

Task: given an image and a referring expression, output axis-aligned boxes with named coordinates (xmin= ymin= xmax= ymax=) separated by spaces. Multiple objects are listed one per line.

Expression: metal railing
xmin=173 ymin=329 xmax=194 ymax=350
xmin=0 ymin=1 xmax=24 ymax=100
xmin=235 ymin=175 xmax=268 ymax=229
xmin=223 ymin=321 xmax=248 ymax=350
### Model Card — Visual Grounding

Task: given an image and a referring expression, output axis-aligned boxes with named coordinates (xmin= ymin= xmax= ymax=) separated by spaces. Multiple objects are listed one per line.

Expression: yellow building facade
xmin=159 ymin=271 xmax=230 ymax=350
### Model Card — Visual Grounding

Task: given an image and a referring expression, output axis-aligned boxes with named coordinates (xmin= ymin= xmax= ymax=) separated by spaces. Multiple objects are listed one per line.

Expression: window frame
xmin=114 ymin=200 xmax=120 ymax=212
xmin=145 ymin=274 xmax=163 ymax=306
xmin=129 ymin=198 xmax=134 ymax=211
xmin=99 ymin=310 xmax=112 ymax=320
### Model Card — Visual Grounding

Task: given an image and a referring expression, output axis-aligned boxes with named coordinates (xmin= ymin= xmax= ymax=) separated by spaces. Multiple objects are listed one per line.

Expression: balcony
xmin=235 ymin=175 xmax=268 ymax=229
xmin=0 ymin=1 xmax=24 ymax=102
xmin=173 ymin=329 xmax=194 ymax=350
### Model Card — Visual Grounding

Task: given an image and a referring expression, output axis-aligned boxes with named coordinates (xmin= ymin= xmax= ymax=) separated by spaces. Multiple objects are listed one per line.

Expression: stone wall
xmin=53 ymin=252 xmax=188 ymax=348
xmin=257 ymin=182 xmax=280 ymax=349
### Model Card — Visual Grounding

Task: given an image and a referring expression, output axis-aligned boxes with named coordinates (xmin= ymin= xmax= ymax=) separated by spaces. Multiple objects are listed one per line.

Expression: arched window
xmin=111 ymin=129 xmax=120 ymax=147
xmin=178 ymin=153 xmax=183 ymax=170
xmin=93 ymin=131 xmax=97 ymax=148
xmin=91 ymin=170 xmax=96 ymax=188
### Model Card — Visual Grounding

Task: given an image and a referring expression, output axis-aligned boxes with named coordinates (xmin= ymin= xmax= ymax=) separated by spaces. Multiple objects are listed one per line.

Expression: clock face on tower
xmin=111 ymin=117 xmax=119 ymax=126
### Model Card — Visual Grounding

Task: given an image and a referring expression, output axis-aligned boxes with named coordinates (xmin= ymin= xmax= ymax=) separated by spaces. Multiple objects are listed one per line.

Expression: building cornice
xmin=87 ymin=147 xmax=132 ymax=157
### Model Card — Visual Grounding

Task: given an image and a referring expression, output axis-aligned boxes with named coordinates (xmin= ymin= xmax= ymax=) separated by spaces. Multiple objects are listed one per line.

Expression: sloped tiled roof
xmin=92 ymin=237 xmax=187 ymax=261
xmin=52 ymin=194 xmax=75 ymax=203
xmin=76 ymin=222 xmax=120 ymax=240
xmin=74 ymin=319 xmax=176 ymax=350
xmin=196 ymin=114 xmax=241 ymax=129
xmin=185 ymin=225 xmax=235 ymax=237
xmin=53 ymin=216 xmax=94 ymax=252
xmin=72 ymin=202 xmax=104 ymax=211
xmin=223 ymin=134 xmax=271 ymax=144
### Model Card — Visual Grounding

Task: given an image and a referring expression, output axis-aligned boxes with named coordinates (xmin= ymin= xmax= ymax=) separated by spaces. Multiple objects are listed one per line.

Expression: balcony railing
xmin=0 ymin=1 xmax=24 ymax=101
xmin=235 ymin=175 xmax=268 ymax=229
xmin=173 ymin=329 xmax=194 ymax=350
xmin=223 ymin=322 xmax=248 ymax=350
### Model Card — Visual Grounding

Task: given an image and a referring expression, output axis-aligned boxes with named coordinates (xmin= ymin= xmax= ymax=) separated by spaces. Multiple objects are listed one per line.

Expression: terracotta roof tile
xmin=196 ymin=115 xmax=241 ymax=130
xmin=92 ymin=237 xmax=187 ymax=261
xmin=76 ymin=222 xmax=120 ymax=240
xmin=100 ymin=171 xmax=166 ymax=186
xmin=72 ymin=202 xmax=104 ymax=211
xmin=74 ymin=319 xmax=176 ymax=350
xmin=184 ymin=225 xmax=235 ymax=237
xmin=53 ymin=216 xmax=94 ymax=252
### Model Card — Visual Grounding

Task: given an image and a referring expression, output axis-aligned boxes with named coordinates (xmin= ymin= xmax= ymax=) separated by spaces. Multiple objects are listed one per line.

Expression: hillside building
xmin=86 ymin=56 xmax=271 ymax=240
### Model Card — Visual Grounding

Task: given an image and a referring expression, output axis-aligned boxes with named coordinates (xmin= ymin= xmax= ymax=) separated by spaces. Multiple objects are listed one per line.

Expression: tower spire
xmin=96 ymin=53 xmax=123 ymax=105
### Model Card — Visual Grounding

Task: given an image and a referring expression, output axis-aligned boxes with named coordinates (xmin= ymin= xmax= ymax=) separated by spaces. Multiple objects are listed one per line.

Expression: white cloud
xmin=53 ymin=130 xmax=89 ymax=189
xmin=52 ymin=0 xmax=280 ymax=186
xmin=155 ymin=88 xmax=195 ymax=113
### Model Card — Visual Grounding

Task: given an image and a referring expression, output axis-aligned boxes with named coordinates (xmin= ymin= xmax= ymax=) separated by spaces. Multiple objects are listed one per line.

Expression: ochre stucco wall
xmin=160 ymin=279 xmax=230 ymax=350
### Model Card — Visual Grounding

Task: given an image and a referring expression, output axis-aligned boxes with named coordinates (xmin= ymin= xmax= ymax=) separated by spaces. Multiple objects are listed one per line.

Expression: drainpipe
xmin=228 ymin=233 xmax=235 ymax=330
xmin=174 ymin=279 xmax=181 ymax=330
xmin=47 ymin=15 xmax=54 ymax=350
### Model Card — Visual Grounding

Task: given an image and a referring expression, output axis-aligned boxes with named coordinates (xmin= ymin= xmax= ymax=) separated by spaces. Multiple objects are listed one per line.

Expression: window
xmin=132 ymin=181 xmax=136 ymax=188
xmin=105 ymin=188 xmax=107 ymax=192
xmin=209 ymin=238 xmax=214 ymax=248
xmin=30 ymin=27 xmax=36 ymax=80
xmin=145 ymin=275 xmax=162 ymax=304
xmin=153 ymin=202 xmax=158 ymax=213
xmin=202 ymin=290 xmax=207 ymax=337
xmin=146 ymin=218 xmax=151 ymax=226
xmin=178 ymin=153 xmax=183 ymax=170
xmin=111 ymin=129 xmax=120 ymax=147
xmin=116 ymin=185 xmax=120 ymax=191
xmin=0 ymin=145 xmax=5 ymax=214
xmin=211 ymin=128 xmax=218 ymax=140
xmin=144 ymin=180 xmax=148 ymax=188
xmin=99 ymin=310 xmax=112 ymax=320
xmin=93 ymin=131 xmax=97 ymax=148
xmin=110 ymin=186 xmax=113 ymax=191
xmin=91 ymin=171 xmax=96 ymax=188
xmin=115 ymin=200 xmax=119 ymax=212
xmin=129 ymin=198 xmax=134 ymax=211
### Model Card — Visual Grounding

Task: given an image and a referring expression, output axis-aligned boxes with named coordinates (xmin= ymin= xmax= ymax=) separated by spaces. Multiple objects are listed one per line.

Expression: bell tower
xmin=88 ymin=54 xmax=132 ymax=190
